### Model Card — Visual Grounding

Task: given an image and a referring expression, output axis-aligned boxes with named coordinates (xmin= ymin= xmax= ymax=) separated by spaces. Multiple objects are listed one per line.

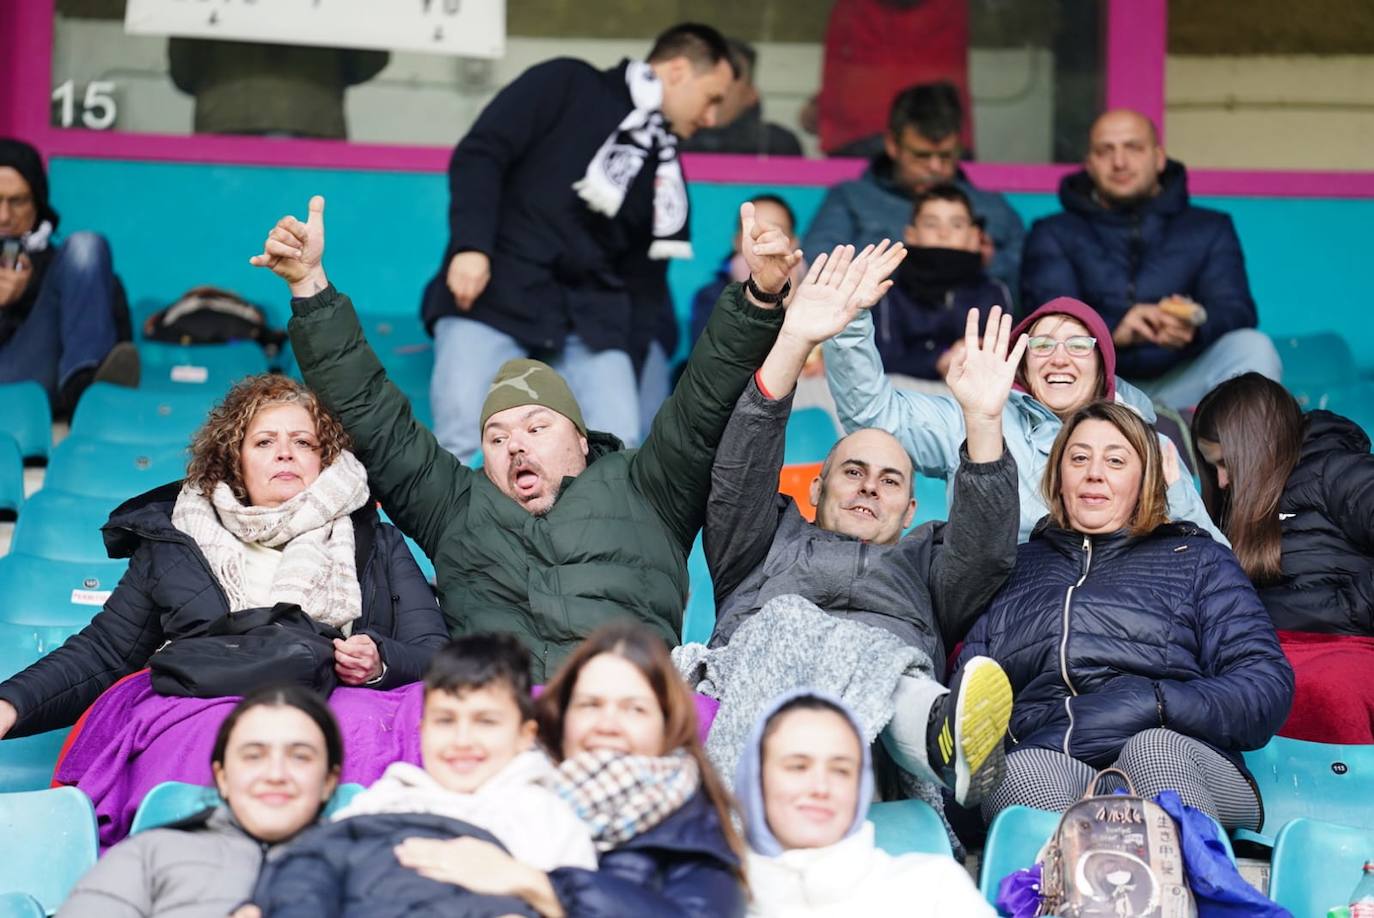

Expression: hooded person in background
xmin=0 ymin=137 xmax=135 ymax=413
xmin=734 ymin=690 xmax=994 ymax=917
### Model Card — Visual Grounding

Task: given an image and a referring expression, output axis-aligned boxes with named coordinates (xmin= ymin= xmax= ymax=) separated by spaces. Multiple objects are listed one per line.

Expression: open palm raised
xmin=781 ymin=240 xmax=906 ymax=347
xmin=946 ymin=305 xmax=1029 ymax=420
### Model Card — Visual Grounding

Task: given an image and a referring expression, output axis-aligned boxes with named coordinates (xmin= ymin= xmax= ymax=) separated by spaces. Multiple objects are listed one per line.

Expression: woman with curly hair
xmin=0 ymin=374 xmax=447 ymax=841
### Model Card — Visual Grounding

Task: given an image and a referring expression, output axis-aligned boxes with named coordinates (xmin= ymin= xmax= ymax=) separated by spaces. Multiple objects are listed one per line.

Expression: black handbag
xmin=150 ymin=602 xmax=343 ymax=698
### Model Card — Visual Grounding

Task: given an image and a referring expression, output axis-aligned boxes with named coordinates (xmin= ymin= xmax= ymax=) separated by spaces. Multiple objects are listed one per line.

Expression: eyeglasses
xmin=1027 ymin=335 xmax=1097 ymax=357
xmin=0 ymin=194 xmax=33 ymax=211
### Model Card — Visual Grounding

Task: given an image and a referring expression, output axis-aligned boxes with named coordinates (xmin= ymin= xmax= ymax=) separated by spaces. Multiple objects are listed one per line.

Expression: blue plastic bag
xmin=1154 ymin=790 xmax=1293 ymax=918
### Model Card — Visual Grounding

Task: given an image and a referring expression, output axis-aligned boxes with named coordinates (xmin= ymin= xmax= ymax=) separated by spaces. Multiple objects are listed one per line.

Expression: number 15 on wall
xmin=52 ymin=80 xmax=119 ymax=130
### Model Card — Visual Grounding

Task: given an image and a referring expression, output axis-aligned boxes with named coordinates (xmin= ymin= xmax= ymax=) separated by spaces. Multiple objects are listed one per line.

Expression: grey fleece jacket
xmin=57 ymin=807 xmax=276 ymax=918
xmin=705 ymin=380 xmax=1019 ymax=674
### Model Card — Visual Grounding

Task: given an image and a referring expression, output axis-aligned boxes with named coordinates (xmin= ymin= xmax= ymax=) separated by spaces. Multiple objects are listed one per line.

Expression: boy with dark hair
xmin=327 ymin=634 xmax=595 ymax=870
xmin=871 ymin=183 xmax=1011 ymax=380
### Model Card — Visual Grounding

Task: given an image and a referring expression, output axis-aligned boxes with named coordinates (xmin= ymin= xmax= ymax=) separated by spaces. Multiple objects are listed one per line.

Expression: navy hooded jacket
xmin=547 ymin=790 xmax=744 ymax=918
xmin=1258 ymin=410 xmax=1374 ymax=635
xmin=959 ymin=520 xmax=1293 ymax=774
xmin=1020 ymin=160 xmax=1258 ymax=379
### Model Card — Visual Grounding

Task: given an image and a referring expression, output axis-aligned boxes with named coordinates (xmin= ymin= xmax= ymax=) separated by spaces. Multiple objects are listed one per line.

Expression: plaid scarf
xmin=554 ymin=748 xmax=700 ymax=851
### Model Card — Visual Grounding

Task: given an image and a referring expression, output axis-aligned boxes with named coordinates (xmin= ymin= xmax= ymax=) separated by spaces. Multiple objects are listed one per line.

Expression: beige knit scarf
xmin=171 ymin=450 xmax=370 ymax=630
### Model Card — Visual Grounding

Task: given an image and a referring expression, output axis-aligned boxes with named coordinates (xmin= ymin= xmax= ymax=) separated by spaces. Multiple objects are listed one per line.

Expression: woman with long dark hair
xmin=1193 ymin=372 xmax=1374 ymax=743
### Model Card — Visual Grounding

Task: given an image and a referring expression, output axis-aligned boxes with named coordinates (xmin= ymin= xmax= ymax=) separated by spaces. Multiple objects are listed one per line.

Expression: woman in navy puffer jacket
xmin=960 ymin=400 xmax=1293 ymax=830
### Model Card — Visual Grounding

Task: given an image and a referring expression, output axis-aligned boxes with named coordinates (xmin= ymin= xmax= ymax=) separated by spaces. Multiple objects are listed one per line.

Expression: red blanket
xmin=1276 ymin=630 xmax=1374 ymax=744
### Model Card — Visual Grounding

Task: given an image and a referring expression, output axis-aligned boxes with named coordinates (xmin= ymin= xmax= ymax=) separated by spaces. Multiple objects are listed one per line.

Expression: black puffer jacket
xmin=253 ymin=813 xmax=536 ymax=918
xmin=0 ymin=482 xmax=447 ymax=737
xmin=960 ymin=521 xmax=1294 ymax=772
xmin=1260 ymin=410 xmax=1374 ymax=634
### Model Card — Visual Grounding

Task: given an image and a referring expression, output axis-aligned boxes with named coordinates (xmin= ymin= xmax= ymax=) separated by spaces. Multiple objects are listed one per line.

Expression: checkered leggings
xmin=982 ymin=728 xmax=1262 ymax=830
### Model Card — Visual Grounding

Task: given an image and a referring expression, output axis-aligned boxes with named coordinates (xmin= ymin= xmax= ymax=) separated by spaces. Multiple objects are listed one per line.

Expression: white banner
xmin=125 ymin=0 xmax=505 ymax=58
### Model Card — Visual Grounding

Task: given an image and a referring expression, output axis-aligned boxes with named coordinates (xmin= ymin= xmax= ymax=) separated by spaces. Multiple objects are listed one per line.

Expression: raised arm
xmin=707 ymin=240 xmax=906 ymax=599
xmin=929 ymin=307 xmax=1025 ymax=646
xmin=628 ymin=202 xmax=798 ymax=550
xmin=250 ymin=197 xmax=472 ymax=561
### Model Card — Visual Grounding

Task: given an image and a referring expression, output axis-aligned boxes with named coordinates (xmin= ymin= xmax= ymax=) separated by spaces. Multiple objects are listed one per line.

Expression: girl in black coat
xmin=961 ymin=400 xmax=1293 ymax=829
xmin=1193 ymin=372 xmax=1374 ymax=743
xmin=0 ymin=375 xmax=447 ymax=740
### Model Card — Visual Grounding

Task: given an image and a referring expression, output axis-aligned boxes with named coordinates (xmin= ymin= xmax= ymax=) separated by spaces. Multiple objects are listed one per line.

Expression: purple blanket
xmin=55 ymin=673 xmax=720 ymax=849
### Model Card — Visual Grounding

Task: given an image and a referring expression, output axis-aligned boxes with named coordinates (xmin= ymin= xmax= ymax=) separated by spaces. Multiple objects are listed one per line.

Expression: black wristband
xmin=744 ymin=275 xmax=791 ymax=305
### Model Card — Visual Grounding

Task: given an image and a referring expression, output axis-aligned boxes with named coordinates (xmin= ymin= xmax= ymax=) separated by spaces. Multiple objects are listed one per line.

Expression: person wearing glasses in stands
xmin=823 ymin=295 xmax=1225 ymax=543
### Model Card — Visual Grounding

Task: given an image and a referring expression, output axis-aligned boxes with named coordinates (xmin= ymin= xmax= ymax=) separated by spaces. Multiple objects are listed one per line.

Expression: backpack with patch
xmin=1038 ymin=768 xmax=1196 ymax=918
xmin=144 ymin=286 xmax=286 ymax=356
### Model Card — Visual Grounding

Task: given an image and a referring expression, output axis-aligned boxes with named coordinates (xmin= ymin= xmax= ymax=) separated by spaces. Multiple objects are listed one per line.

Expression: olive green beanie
xmin=478 ymin=358 xmax=587 ymax=436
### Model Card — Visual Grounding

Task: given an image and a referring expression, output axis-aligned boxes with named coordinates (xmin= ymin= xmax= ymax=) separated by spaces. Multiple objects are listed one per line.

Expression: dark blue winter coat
xmin=1259 ymin=410 xmax=1374 ymax=635
xmin=1020 ymin=161 xmax=1258 ymax=379
xmin=548 ymin=790 xmax=744 ymax=918
xmin=872 ymin=275 xmax=1012 ymax=380
xmin=959 ymin=521 xmax=1293 ymax=773
xmin=0 ymin=481 xmax=447 ymax=737
xmin=252 ymin=812 xmax=537 ymax=918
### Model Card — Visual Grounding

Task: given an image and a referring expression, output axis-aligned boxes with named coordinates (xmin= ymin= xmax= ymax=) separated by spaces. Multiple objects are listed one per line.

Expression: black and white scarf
xmin=553 ymin=748 xmax=700 ymax=851
xmin=574 ymin=60 xmax=693 ymax=261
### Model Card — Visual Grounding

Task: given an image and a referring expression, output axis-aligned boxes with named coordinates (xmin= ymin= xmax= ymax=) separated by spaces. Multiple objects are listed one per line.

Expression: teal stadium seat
xmin=357 ymin=311 xmax=430 ymax=355
xmin=979 ymin=804 xmax=1235 ymax=909
xmin=1273 ymin=333 xmax=1358 ymax=409
xmin=1237 ymin=735 xmax=1374 ymax=847
xmin=1320 ymin=380 xmax=1374 ymax=444
xmin=44 ymin=437 xmax=186 ymax=502
xmin=783 ymin=408 xmax=840 ymax=465
xmin=682 ymin=534 xmax=714 ymax=646
xmin=0 ymin=381 xmax=51 ymax=461
xmin=376 ymin=507 xmax=436 ymax=585
xmin=911 ymin=473 xmax=950 ymax=528
xmin=10 ymin=492 xmax=121 ymax=565
xmin=0 ymin=787 xmax=98 ymax=911
xmin=130 ymin=781 xmax=366 ymax=835
xmin=0 ymin=893 xmax=45 ymax=918
xmin=69 ymin=382 xmax=218 ymax=446
xmin=0 ymin=553 xmax=127 ymax=627
xmin=136 ymin=340 xmax=269 ymax=394
xmin=0 ymin=434 xmax=22 ymax=516
xmin=1267 ymin=817 xmax=1374 ymax=917
xmin=869 ymin=798 xmax=953 ymax=857
xmin=0 ymin=620 xmax=82 ymax=792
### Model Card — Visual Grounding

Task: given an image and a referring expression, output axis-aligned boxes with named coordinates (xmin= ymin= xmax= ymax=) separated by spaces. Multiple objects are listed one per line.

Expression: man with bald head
xmin=704 ymin=289 xmax=1024 ymax=805
xmin=1022 ymin=109 xmax=1280 ymax=409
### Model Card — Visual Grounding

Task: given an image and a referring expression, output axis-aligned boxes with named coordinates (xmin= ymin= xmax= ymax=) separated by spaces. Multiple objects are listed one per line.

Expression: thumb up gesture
xmin=249 ymin=195 xmax=329 ymax=296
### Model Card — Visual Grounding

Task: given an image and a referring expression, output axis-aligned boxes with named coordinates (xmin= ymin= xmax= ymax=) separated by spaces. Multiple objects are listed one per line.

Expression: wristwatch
xmin=744 ymin=275 xmax=792 ymax=305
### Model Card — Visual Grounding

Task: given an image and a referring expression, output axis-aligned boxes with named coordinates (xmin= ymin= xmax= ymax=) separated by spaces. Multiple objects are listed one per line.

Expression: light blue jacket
xmin=821 ymin=310 xmax=1229 ymax=546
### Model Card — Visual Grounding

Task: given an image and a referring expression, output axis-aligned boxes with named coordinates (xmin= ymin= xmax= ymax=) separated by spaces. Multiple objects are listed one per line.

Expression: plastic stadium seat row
xmin=1267 ymin=817 xmax=1374 ymax=917
xmin=44 ymin=436 xmax=187 ymax=502
xmin=70 ymin=382 xmax=219 ymax=447
xmin=0 ymin=787 xmax=98 ymax=912
xmin=1237 ymin=734 xmax=1374 ymax=847
xmin=135 ymin=340 xmax=270 ymax=394
xmin=10 ymin=491 xmax=122 ymax=566
xmin=1273 ymin=332 xmax=1359 ymax=409
xmin=0 ymin=382 xmax=51 ymax=462
xmin=0 ymin=434 xmax=21 ymax=516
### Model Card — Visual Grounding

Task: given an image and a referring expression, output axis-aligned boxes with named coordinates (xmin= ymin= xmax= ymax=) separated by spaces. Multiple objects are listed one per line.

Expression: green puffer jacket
xmin=289 ymin=283 xmax=782 ymax=679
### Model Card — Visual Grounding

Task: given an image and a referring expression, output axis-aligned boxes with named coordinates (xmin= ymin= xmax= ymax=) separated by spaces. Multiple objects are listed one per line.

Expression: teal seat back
xmin=0 ymin=554 xmax=127 ymax=627
xmin=869 ymin=799 xmax=953 ymax=857
xmin=682 ymin=533 xmax=714 ymax=646
xmin=1320 ymin=381 xmax=1374 ymax=445
xmin=0 ymin=434 xmax=22 ymax=515
xmin=0 ymin=381 xmax=51 ymax=461
xmin=10 ymin=492 xmax=120 ymax=565
xmin=1268 ymin=817 xmax=1374 ymax=917
xmin=980 ymin=804 xmax=1234 ymax=908
xmin=136 ymin=341 xmax=269 ymax=393
xmin=69 ymin=383 xmax=218 ymax=446
xmin=911 ymin=473 xmax=949 ymax=528
xmin=0 ymin=621 xmax=83 ymax=792
xmin=0 ymin=892 xmax=46 ymax=918
xmin=0 ymin=787 xmax=98 ymax=911
xmin=783 ymin=408 xmax=839 ymax=465
xmin=376 ymin=508 xmax=435 ymax=584
xmin=44 ymin=437 xmax=187 ymax=502
xmin=1274 ymin=333 xmax=1358 ymax=408
xmin=131 ymin=781 xmax=368 ymax=835
xmin=1238 ymin=736 xmax=1374 ymax=846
